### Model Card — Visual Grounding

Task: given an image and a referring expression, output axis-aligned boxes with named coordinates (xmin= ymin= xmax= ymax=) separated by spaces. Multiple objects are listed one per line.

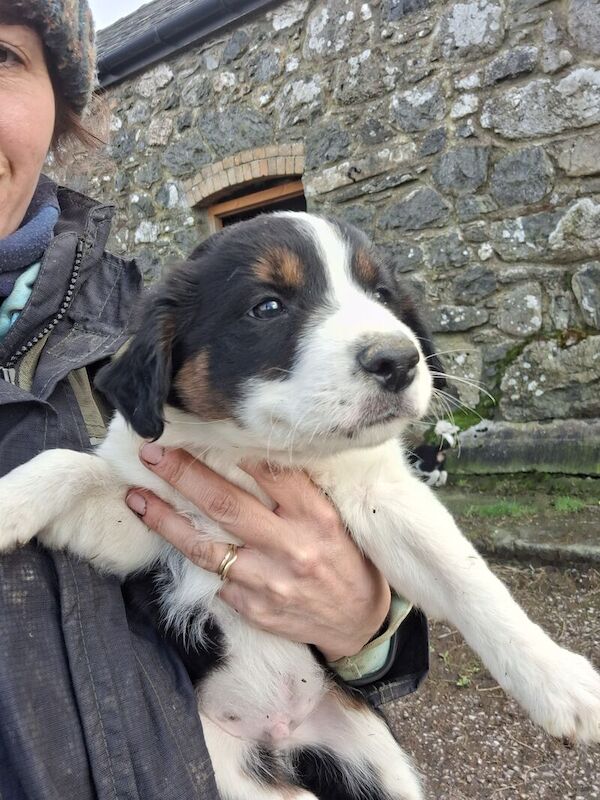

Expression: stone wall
xmin=56 ymin=0 xmax=600 ymax=472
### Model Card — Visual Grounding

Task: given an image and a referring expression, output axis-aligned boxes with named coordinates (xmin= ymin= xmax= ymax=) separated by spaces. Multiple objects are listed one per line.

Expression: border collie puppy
xmin=1 ymin=213 xmax=598 ymax=800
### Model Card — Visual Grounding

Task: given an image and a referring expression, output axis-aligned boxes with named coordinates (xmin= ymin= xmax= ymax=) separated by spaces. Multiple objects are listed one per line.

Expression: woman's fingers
xmin=129 ymin=444 xmax=392 ymax=660
xmin=218 ymin=582 xmax=297 ymax=633
xmin=138 ymin=443 xmax=279 ymax=549
xmin=126 ymin=488 xmax=235 ymax=573
xmin=126 ymin=486 xmax=273 ymax=589
xmin=240 ymin=460 xmax=334 ymax=524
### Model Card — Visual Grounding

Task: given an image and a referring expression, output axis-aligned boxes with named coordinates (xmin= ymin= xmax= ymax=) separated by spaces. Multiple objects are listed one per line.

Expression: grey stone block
xmin=436 ymin=1 xmax=505 ymax=60
xmin=432 ymin=145 xmax=490 ymax=196
xmin=500 ymin=337 xmax=600 ymax=421
xmin=568 ymin=0 xmax=600 ymax=55
xmin=430 ymin=304 xmax=489 ymax=332
xmin=196 ymin=108 xmax=274 ymax=159
xmin=420 ymin=127 xmax=447 ymax=156
xmin=380 ymin=187 xmax=450 ymax=231
xmin=454 ymin=265 xmax=498 ymax=303
xmin=490 ymin=146 xmax=554 ymax=207
xmin=305 ymin=120 xmax=351 ymax=170
xmin=424 ymin=231 xmax=471 ymax=269
xmin=482 ymin=46 xmax=538 ymax=85
xmin=496 ymin=282 xmax=542 ymax=336
xmin=391 ymin=81 xmax=446 ymax=133
xmin=481 ymin=69 xmax=600 ymax=139
xmin=447 ymin=419 xmax=600 ymax=475
xmin=382 ymin=0 xmax=430 ymax=21
xmin=572 ymin=262 xmax=600 ymax=328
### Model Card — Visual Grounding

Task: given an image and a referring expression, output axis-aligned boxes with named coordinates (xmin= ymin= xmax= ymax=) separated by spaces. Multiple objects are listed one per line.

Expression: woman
xmin=0 ymin=2 xmax=429 ymax=798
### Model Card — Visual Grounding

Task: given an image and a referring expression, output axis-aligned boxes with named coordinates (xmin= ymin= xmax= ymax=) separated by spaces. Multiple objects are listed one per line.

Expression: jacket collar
xmin=55 ymin=185 xmax=116 ymax=253
xmin=0 ymin=185 xmax=121 ymax=369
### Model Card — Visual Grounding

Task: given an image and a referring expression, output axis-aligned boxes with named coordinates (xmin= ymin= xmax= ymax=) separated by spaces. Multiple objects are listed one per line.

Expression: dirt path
xmin=385 ymin=562 xmax=600 ymax=800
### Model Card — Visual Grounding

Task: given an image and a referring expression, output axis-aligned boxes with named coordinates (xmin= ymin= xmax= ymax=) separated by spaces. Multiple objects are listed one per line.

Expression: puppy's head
xmin=96 ymin=213 xmax=444 ymax=452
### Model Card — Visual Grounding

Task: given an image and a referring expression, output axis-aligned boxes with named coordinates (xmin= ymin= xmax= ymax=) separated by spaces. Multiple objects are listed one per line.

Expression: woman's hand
xmin=125 ymin=443 xmax=391 ymax=662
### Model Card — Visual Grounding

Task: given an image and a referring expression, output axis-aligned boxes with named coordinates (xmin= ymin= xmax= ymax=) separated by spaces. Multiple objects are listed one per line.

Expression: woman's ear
xmin=95 ymin=292 xmax=175 ymax=440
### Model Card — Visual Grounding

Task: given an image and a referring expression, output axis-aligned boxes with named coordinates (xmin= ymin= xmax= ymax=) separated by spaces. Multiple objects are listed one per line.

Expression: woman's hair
xmin=49 ymin=66 xmax=101 ymax=151
xmin=0 ymin=9 xmax=99 ymax=151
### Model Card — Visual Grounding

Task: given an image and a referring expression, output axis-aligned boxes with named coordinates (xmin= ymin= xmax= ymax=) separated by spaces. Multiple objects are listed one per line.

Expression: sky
xmin=89 ymin=0 xmax=149 ymax=31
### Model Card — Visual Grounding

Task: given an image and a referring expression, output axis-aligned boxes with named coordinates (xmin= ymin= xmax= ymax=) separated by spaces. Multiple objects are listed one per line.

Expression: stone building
xmin=56 ymin=0 xmax=600 ymax=474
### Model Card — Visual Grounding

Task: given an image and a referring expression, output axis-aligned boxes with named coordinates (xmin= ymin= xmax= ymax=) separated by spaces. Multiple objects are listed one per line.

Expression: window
xmin=207 ymin=179 xmax=306 ymax=232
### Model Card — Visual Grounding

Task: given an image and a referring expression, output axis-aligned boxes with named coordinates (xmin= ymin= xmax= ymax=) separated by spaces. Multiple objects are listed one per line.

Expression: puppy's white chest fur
xmin=96 ymin=413 xmax=385 ymax=744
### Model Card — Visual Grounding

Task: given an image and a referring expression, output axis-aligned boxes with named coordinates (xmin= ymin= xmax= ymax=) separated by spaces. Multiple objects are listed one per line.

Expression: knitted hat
xmin=10 ymin=0 xmax=96 ymax=115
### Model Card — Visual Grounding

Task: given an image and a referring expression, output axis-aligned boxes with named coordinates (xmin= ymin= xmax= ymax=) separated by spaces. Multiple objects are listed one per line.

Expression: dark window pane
xmin=221 ymin=193 xmax=307 ymax=227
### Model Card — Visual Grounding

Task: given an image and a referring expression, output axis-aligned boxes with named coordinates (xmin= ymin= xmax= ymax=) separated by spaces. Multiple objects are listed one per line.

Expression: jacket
xmin=0 ymin=186 xmax=428 ymax=800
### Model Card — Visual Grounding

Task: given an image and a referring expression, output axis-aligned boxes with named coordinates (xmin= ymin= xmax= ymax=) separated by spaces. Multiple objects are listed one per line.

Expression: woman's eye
xmin=374 ymin=287 xmax=392 ymax=305
xmin=0 ymin=46 xmax=22 ymax=67
xmin=248 ymin=298 xmax=286 ymax=320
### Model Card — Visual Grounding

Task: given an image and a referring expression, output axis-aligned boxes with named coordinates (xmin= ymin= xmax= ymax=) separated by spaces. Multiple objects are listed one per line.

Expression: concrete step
xmin=438 ymin=482 xmax=600 ymax=564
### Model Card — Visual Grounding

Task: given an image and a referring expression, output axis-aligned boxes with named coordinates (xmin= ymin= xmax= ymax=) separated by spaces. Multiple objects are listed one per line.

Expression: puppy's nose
xmin=357 ymin=340 xmax=420 ymax=393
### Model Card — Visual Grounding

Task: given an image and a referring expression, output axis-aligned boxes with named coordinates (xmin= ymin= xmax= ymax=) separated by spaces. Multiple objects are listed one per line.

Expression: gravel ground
xmin=384 ymin=562 xmax=600 ymax=800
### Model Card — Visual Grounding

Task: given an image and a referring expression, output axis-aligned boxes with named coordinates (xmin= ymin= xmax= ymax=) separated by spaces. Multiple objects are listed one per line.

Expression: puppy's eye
xmin=248 ymin=298 xmax=286 ymax=320
xmin=374 ymin=287 xmax=392 ymax=305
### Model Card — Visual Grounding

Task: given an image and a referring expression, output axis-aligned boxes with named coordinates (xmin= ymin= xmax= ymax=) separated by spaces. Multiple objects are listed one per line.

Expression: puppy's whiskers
xmin=284 ymin=406 xmax=316 ymax=463
xmin=266 ymin=410 xmax=285 ymax=463
xmin=430 ymin=391 xmax=456 ymax=425
xmin=432 ymin=379 xmax=477 ymax=419
xmin=434 ymin=372 xmax=496 ymax=404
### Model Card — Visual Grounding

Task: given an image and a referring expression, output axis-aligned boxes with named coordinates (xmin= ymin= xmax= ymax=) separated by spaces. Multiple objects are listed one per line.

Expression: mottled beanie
xmin=9 ymin=0 xmax=96 ymax=114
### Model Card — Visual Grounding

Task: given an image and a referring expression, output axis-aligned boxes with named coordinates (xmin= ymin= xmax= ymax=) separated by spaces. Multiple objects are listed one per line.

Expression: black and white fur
xmin=0 ymin=213 xmax=598 ymax=800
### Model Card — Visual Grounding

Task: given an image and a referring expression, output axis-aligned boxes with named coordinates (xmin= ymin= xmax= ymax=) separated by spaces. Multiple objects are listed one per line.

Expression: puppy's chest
xmin=107 ymin=438 xmax=396 ymax=549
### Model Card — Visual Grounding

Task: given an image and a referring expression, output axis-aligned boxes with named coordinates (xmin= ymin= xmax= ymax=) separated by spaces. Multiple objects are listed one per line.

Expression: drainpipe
xmin=98 ymin=0 xmax=281 ymax=88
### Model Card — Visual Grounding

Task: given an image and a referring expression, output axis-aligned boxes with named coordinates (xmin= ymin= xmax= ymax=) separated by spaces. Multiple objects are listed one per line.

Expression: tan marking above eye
xmin=174 ymin=350 xmax=230 ymax=421
xmin=253 ymin=246 xmax=304 ymax=288
xmin=354 ymin=248 xmax=379 ymax=284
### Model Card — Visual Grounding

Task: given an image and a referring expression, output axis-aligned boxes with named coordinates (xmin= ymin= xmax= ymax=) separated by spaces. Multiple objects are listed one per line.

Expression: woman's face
xmin=0 ymin=23 xmax=55 ymax=238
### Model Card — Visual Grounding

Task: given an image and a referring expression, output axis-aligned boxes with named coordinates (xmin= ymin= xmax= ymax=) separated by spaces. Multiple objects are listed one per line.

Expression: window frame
xmin=207 ymin=179 xmax=305 ymax=232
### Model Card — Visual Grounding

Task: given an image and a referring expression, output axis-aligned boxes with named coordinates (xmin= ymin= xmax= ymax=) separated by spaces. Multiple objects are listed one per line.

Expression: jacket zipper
xmin=3 ymin=238 xmax=86 ymax=369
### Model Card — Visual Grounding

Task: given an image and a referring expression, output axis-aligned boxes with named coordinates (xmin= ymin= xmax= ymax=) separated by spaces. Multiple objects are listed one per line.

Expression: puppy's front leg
xmin=0 ymin=449 xmax=164 ymax=577
xmin=323 ymin=444 xmax=600 ymax=744
xmin=0 ymin=449 xmax=97 ymax=550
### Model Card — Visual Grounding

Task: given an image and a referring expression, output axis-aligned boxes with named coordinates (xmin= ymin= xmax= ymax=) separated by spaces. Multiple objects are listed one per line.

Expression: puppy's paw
xmin=531 ymin=647 xmax=600 ymax=744
xmin=0 ymin=482 xmax=41 ymax=552
xmin=387 ymin=784 xmax=424 ymax=800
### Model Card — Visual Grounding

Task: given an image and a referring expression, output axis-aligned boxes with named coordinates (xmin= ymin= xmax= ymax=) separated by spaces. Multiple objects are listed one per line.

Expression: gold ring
xmin=217 ymin=544 xmax=239 ymax=582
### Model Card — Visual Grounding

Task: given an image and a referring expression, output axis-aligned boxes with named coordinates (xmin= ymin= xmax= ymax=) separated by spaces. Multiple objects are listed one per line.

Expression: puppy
xmin=1 ymin=213 xmax=598 ymax=800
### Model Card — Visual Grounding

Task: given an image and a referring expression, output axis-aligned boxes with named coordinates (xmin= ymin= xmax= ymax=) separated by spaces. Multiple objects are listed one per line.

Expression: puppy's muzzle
xmin=357 ymin=337 xmax=420 ymax=393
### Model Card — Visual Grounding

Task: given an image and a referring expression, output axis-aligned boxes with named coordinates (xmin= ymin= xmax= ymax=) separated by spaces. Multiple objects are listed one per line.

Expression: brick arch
xmin=183 ymin=143 xmax=305 ymax=208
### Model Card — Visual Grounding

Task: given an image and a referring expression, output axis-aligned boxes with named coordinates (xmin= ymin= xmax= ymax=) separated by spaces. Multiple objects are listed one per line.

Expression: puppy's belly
xmin=196 ymin=612 xmax=328 ymax=745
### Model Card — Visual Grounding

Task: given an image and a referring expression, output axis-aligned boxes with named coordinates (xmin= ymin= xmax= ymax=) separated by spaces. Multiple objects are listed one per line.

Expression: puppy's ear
xmin=95 ymin=292 xmax=175 ymax=440
xmin=401 ymin=301 xmax=447 ymax=390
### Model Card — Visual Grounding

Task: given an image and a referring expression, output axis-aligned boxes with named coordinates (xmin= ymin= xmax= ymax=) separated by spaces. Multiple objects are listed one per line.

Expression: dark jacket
xmin=0 ymin=187 xmax=428 ymax=800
